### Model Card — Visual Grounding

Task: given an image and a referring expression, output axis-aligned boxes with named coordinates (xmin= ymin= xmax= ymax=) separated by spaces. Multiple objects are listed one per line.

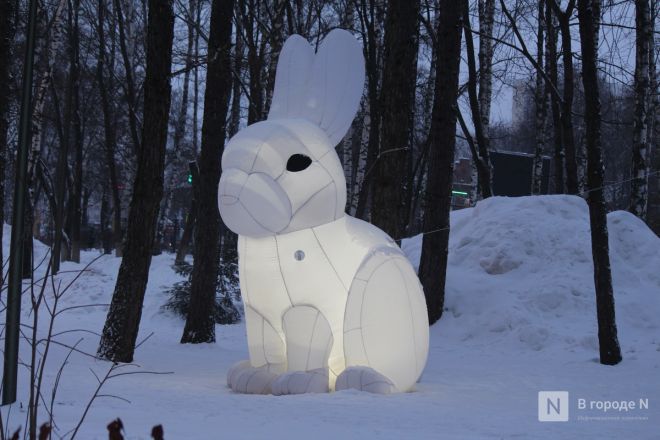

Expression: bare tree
xmin=96 ymin=0 xmax=124 ymax=257
xmin=354 ymin=0 xmax=386 ymax=220
xmin=419 ymin=0 xmax=463 ymax=325
xmin=98 ymin=0 xmax=175 ymax=362
xmin=549 ymin=0 xmax=579 ymax=194
xmin=0 ymin=0 xmax=12 ymax=273
xmin=576 ymin=0 xmax=622 ymax=366
xmin=182 ymin=0 xmax=235 ymax=344
xmin=371 ymin=0 xmax=419 ymax=239
xmin=629 ymin=0 xmax=652 ymax=219
xmin=545 ymin=0 xmax=564 ymax=192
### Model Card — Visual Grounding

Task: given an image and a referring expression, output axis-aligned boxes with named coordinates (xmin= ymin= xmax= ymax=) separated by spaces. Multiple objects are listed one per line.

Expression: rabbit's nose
xmin=218 ymin=169 xmax=292 ymax=237
xmin=218 ymin=168 xmax=248 ymax=205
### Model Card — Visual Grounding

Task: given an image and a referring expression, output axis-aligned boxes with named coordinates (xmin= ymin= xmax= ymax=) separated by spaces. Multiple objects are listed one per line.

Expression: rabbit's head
xmin=218 ymin=30 xmax=365 ymax=238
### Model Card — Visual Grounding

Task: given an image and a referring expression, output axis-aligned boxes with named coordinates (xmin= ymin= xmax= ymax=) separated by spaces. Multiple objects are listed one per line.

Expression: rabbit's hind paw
xmin=335 ymin=366 xmax=396 ymax=394
xmin=271 ymin=368 xmax=329 ymax=395
xmin=227 ymin=360 xmax=279 ymax=394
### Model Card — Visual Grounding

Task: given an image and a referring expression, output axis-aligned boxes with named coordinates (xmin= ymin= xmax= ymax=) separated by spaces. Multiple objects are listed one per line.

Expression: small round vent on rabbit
xmin=218 ymin=29 xmax=429 ymax=395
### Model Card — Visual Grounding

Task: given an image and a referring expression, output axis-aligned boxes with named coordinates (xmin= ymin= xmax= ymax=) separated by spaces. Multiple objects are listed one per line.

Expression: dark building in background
xmin=452 ymin=151 xmax=551 ymax=209
xmin=490 ymin=151 xmax=551 ymax=196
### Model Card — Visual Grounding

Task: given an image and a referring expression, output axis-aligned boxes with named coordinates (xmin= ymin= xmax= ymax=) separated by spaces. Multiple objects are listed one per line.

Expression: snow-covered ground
xmin=1 ymin=195 xmax=659 ymax=439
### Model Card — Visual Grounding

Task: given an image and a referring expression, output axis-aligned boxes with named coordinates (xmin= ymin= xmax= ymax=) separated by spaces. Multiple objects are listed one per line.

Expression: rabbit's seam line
xmin=358 ymin=279 xmax=371 ymax=366
xmin=261 ymin=311 xmax=267 ymax=366
xmin=311 ymin=228 xmax=348 ymax=291
xmin=344 ymin=327 xmax=362 ymax=334
xmin=247 ymin=135 xmax=270 ymax=174
xmin=305 ymin=311 xmax=321 ymax=371
xmin=358 ymin=254 xmax=401 ymax=281
xmin=394 ymin=261 xmax=419 ymax=376
xmin=291 ymin=181 xmax=334 ymax=217
xmin=237 ymin=199 xmax=276 ymax=234
xmin=273 ymin=235 xmax=295 ymax=308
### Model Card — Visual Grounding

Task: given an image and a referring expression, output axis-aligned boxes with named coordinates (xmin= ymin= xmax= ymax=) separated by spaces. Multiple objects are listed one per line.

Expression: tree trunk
xmin=70 ymin=0 xmax=83 ymax=263
xmin=175 ymin=197 xmax=196 ymax=264
xmin=100 ymin=188 xmax=112 ymax=254
xmin=98 ymin=0 xmax=175 ymax=363
xmin=576 ymin=0 xmax=622 ymax=366
xmin=371 ymin=0 xmax=420 ymax=239
xmin=532 ymin=0 xmax=547 ymax=195
xmin=192 ymin=0 xmax=202 ymax=155
xmin=242 ymin=0 xmax=264 ymax=125
xmin=629 ymin=0 xmax=652 ymax=219
xmin=0 ymin=0 xmax=12 ymax=276
xmin=462 ymin=0 xmax=493 ymax=198
xmin=113 ymin=0 xmax=141 ymax=155
xmin=33 ymin=0 xmax=67 ymax=275
xmin=181 ymin=0 xmax=235 ymax=344
xmin=157 ymin=0 xmax=196 ymax=251
xmin=228 ymin=0 xmax=244 ymax=138
xmin=478 ymin=0 xmax=495 ymax=134
xmin=354 ymin=0 xmax=385 ymax=220
xmin=551 ymin=0 xmax=579 ymax=194
xmin=96 ymin=0 xmax=124 ymax=257
xmin=419 ymin=0 xmax=462 ymax=325
xmin=546 ymin=0 xmax=564 ymax=193
xmin=264 ymin=0 xmax=286 ymax=115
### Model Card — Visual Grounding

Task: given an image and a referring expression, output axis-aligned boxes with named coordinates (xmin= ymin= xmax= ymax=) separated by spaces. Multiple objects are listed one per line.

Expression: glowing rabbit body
xmin=218 ymin=30 xmax=429 ymax=395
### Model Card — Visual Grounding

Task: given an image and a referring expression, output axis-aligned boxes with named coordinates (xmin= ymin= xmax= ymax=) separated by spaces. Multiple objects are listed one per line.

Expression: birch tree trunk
xmin=32 ymin=0 xmax=67 ymax=274
xmin=419 ymin=0 xmax=462 ymax=325
xmin=546 ymin=0 xmax=564 ymax=193
xmin=98 ymin=0 xmax=175 ymax=362
xmin=576 ymin=0 xmax=622 ymax=366
xmin=462 ymin=0 xmax=493 ymax=198
xmin=629 ymin=0 xmax=652 ymax=219
xmin=533 ymin=0 xmax=548 ymax=195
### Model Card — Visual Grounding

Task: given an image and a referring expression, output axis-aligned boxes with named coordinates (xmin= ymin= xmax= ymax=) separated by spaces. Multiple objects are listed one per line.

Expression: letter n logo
xmin=538 ymin=391 xmax=569 ymax=422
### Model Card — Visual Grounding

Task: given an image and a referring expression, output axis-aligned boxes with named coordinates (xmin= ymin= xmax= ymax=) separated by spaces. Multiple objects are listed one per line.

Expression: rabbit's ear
xmin=268 ymin=35 xmax=315 ymax=121
xmin=304 ymin=29 xmax=365 ymax=146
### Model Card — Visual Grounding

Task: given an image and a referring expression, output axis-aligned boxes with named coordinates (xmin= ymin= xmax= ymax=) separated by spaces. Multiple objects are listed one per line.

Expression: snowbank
xmin=1 ymin=196 xmax=658 ymax=439
xmin=402 ymin=195 xmax=660 ymax=355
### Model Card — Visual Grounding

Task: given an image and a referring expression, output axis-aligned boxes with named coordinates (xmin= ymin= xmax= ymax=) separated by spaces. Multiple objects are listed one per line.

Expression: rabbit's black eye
xmin=286 ymin=154 xmax=312 ymax=172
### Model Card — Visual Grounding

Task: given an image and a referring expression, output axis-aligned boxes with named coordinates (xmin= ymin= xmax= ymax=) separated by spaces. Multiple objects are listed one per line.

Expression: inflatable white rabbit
xmin=218 ymin=29 xmax=429 ymax=395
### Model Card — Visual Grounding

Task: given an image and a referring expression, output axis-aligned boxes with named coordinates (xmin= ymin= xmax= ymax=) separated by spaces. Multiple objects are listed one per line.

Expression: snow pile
xmin=1 ymin=197 xmax=658 ymax=438
xmin=403 ymin=195 xmax=660 ymax=355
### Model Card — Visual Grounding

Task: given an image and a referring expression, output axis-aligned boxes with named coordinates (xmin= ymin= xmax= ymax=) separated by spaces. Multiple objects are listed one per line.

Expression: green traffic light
xmin=452 ymin=190 xmax=469 ymax=196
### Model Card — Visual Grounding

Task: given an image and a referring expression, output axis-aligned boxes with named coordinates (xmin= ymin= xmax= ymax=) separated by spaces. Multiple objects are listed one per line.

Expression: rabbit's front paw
xmin=227 ymin=360 xmax=279 ymax=394
xmin=335 ymin=366 xmax=396 ymax=394
xmin=271 ymin=368 xmax=329 ymax=395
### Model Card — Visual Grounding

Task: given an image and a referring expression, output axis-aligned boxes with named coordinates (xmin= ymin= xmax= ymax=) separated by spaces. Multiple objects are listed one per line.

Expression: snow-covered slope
xmin=403 ymin=195 xmax=660 ymax=356
xmin=0 ymin=195 xmax=658 ymax=439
